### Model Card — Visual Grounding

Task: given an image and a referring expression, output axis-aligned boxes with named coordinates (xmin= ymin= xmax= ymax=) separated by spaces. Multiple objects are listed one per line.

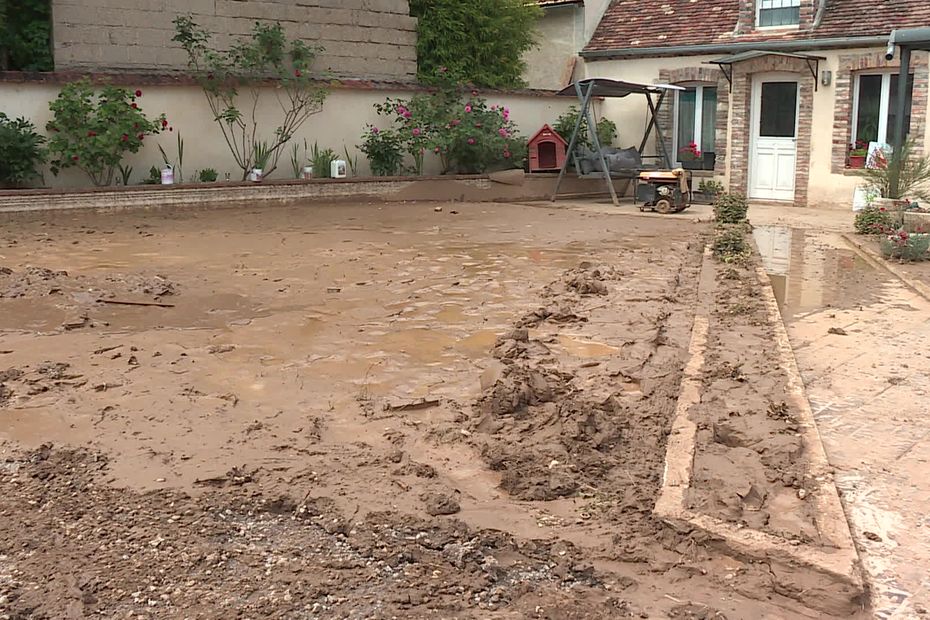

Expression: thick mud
xmin=686 ymin=257 xmax=820 ymax=542
xmin=0 ymin=202 xmax=864 ymax=618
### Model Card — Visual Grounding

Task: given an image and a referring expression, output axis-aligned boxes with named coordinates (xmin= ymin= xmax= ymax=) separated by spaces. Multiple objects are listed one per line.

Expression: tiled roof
xmin=585 ymin=0 xmax=930 ymax=54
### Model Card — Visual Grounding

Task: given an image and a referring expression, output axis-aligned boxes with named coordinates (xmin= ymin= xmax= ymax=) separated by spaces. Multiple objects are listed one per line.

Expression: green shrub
xmin=198 ymin=168 xmax=219 ymax=182
xmin=713 ymin=192 xmax=749 ymax=224
xmin=712 ymin=225 xmax=751 ymax=263
xmin=0 ymin=113 xmax=46 ymax=188
xmin=698 ymin=179 xmax=725 ymax=197
xmin=0 ymin=0 xmax=53 ymax=71
xmin=553 ymin=106 xmax=617 ymax=149
xmin=879 ymin=230 xmax=930 ymax=261
xmin=410 ymin=0 xmax=542 ymax=89
xmin=854 ymin=205 xmax=895 ymax=234
xmin=359 ymin=126 xmax=404 ymax=176
xmin=46 ymin=80 xmax=165 ymax=186
xmin=369 ymin=82 xmax=526 ymax=175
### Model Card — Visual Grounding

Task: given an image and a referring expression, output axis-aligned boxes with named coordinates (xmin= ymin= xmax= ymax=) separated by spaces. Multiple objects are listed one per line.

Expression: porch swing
xmin=550 ymin=78 xmax=686 ymax=207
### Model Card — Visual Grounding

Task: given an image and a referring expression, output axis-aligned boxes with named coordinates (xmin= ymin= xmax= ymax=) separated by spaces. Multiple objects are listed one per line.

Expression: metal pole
xmin=551 ymin=80 xmax=594 ymax=202
xmin=649 ymin=92 xmax=673 ymax=168
xmin=584 ymin=88 xmax=619 ymax=206
xmin=891 ymin=46 xmax=911 ymax=199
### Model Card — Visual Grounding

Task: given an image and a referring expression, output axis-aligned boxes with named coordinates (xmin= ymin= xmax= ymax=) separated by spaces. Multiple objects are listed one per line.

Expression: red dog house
xmin=527 ymin=124 xmax=568 ymax=172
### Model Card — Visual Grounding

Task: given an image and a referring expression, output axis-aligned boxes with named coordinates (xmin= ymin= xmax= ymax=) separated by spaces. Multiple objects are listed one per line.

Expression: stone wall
xmin=51 ymin=0 xmax=418 ymax=81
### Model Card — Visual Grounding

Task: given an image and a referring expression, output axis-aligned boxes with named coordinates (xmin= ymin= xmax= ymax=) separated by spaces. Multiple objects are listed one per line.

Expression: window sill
xmin=842 ymin=168 xmax=868 ymax=176
xmin=754 ymin=25 xmax=801 ymax=32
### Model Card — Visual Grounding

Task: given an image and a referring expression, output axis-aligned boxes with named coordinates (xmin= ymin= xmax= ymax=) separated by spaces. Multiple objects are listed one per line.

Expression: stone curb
xmin=654 ymin=245 xmax=866 ymax=615
xmin=841 ymin=233 xmax=930 ymax=302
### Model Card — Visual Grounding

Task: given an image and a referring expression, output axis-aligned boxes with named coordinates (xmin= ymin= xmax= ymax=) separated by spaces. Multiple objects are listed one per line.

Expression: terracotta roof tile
xmin=585 ymin=0 xmax=930 ymax=54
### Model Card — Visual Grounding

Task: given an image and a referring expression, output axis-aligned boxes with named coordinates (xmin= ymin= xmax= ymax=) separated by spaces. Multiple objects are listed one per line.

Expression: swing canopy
xmin=551 ymin=78 xmax=684 ymax=206
xmin=554 ymin=78 xmax=681 ymax=99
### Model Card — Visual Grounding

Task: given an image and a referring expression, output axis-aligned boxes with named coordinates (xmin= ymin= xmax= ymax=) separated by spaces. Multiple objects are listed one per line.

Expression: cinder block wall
xmin=51 ymin=0 xmax=418 ymax=81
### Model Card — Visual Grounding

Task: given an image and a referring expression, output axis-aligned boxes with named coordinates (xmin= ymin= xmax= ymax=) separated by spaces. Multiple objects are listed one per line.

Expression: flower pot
xmin=301 ymin=165 xmax=313 ymax=180
xmin=702 ymin=152 xmax=716 ymax=170
xmin=680 ymin=160 xmax=702 ymax=170
xmin=848 ymin=155 xmax=866 ymax=169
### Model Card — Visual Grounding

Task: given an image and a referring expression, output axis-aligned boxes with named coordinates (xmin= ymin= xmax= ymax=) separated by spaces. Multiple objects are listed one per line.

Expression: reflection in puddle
xmin=557 ymin=334 xmax=620 ymax=358
xmin=752 ymin=225 xmax=883 ymax=318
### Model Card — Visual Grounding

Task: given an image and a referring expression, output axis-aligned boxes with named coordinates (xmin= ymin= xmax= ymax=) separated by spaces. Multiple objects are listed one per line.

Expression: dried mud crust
xmin=472 ymin=248 xmax=700 ymax=551
xmin=686 ymin=261 xmax=819 ymax=542
xmin=0 ymin=446 xmax=630 ymax=619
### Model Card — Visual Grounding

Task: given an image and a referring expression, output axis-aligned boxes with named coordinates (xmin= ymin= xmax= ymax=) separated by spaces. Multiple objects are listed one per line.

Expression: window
xmin=675 ymin=85 xmax=717 ymax=162
xmin=852 ymin=72 xmax=914 ymax=147
xmin=757 ymin=0 xmax=801 ymax=28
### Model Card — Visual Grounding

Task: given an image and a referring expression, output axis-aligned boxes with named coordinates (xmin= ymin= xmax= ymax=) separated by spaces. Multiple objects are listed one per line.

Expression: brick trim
xmin=729 ymin=55 xmax=814 ymax=206
xmin=830 ymin=51 xmax=929 ymax=174
xmin=0 ymin=71 xmax=566 ymax=98
xmin=656 ymin=67 xmax=729 ymax=170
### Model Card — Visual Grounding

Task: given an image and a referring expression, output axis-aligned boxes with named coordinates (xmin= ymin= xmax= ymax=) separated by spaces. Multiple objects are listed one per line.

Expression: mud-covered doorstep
xmin=656 ymin=246 xmax=865 ymax=614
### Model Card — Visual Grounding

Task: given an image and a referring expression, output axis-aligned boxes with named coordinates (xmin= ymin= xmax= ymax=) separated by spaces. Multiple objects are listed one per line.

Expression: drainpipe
xmin=812 ymin=0 xmax=827 ymax=29
xmin=889 ymin=32 xmax=910 ymax=199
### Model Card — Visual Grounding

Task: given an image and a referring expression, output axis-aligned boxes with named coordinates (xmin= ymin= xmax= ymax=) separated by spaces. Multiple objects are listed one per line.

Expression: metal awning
xmin=555 ymin=78 xmax=684 ymax=99
xmin=707 ymin=51 xmax=826 ymax=91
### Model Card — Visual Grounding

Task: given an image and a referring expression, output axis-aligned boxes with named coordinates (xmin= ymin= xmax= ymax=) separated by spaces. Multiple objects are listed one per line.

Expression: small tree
xmin=863 ymin=138 xmax=930 ymax=201
xmin=46 ymin=80 xmax=165 ymax=186
xmin=410 ymin=0 xmax=542 ymax=89
xmin=172 ymin=15 xmax=329 ymax=180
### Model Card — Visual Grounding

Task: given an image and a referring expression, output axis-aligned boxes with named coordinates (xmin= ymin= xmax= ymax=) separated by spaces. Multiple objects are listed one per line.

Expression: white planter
xmin=301 ymin=165 xmax=313 ymax=180
xmin=249 ymin=168 xmax=263 ymax=182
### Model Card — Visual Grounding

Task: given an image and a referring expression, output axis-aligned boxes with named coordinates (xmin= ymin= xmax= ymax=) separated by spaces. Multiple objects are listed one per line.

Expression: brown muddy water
xmin=0 ymin=203 xmax=867 ymax=618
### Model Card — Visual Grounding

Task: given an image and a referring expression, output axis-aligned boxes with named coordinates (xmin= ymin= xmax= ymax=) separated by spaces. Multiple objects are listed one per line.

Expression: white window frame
xmin=672 ymin=84 xmax=716 ymax=165
xmin=851 ymin=71 xmax=909 ymax=146
xmin=756 ymin=0 xmax=801 ymax=30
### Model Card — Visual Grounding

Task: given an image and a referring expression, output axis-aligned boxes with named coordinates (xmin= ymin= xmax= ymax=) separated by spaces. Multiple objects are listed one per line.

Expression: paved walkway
xmin=549 ymin=199 xmax=929 ymax=617
xmin=750 ymin=204 xmax=930 ymax=619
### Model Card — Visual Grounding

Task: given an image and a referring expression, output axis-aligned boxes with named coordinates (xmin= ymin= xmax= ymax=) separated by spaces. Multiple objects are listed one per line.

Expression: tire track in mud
xmin=469 ymin=241 xmax=703 ymax=555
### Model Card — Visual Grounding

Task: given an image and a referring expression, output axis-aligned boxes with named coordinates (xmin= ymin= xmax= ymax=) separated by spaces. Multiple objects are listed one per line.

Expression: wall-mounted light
xmin=821 ymin=70 xmax=832 ymax=86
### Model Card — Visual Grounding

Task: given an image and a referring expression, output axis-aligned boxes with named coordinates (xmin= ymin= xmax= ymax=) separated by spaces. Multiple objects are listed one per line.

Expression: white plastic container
xmin=249 ymin=168 xmax=263 ymax=182
xmin=160 ymin=165 xmax=174 ymax=185
xmin=331 ymin=159 xmax=348 ymax=179
xmin=301 ymin=165 xmax=313 ymax=180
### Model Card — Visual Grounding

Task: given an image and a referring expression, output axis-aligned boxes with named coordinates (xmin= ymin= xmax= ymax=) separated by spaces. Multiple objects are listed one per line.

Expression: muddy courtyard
xmin=0 ymin=202 xmax=864 ymax=618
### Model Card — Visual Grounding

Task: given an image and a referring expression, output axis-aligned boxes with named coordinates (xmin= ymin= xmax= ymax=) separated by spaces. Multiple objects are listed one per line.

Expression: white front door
xmin=750 ymin=75 xmax=799 ymax=201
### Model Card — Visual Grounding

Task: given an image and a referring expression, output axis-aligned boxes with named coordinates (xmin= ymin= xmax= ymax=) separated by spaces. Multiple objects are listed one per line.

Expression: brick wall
xmin=51 ymin=0 xmax=418 ymax=81
xmin=830 ymin=51 xmax=929 ymax=174
xmin=729 ymin=55 xmax=814 ymax=206
xmin=656 ymin=66 xmax=729 ymax=171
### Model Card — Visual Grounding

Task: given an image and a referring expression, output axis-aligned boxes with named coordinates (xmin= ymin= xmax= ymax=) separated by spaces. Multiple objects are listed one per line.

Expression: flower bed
xmin=879 ymin=230 xmax=930 ymax=262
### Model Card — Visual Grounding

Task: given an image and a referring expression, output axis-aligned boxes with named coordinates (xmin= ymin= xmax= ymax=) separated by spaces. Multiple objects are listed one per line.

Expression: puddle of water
xmin=455 ymin=330 xmax=500 ymax=357
xmin=752 ymin=225 xmax=886 ymax=318
xmin=556 ymin=334 xmax=620 ymax=358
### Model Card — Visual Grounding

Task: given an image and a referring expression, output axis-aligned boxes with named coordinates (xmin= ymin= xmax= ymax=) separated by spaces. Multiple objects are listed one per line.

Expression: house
xmin=523 ymin=0 xmax=612 ymax=90
xmin=579 ymin=0 xmax=930 ymax=207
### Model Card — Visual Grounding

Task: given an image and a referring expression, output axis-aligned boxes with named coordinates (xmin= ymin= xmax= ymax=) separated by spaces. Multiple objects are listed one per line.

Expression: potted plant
xmin=250 ymin=141 xmax=272 ymax=182
xmin=678 ymin=141 xmax=702 ymax=170
xmin=848 ymin=139 xmax=868 ymax=169
xmin=863 ymin=138 xmax=930 ymax=212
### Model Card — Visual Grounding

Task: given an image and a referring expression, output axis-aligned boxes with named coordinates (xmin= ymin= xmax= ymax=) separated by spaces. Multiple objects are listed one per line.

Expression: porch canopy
xmin=707 ymin=51 xmax=826 ymax=92
xmin=551 ymin=78 xmax=684 ymax=205
xmin=886 ymin=28 xmax=930 ymax=197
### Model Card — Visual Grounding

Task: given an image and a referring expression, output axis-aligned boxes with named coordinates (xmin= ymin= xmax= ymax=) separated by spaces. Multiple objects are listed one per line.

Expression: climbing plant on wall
xmin=0 ymin=0 xmax=53 ymax=71
xmin=409 ymin=0 xmax=541 ymax=89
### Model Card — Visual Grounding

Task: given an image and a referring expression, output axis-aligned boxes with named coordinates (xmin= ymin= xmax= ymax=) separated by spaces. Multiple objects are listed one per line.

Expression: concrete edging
xmin=841 ymin=233 xmax=930 ymax=302
xmin=654 ymin=245 xmax=865 ymax=614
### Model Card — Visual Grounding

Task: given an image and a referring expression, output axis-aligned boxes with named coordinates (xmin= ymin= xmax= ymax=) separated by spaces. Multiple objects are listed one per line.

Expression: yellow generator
xmin=635 ymin=169 xmax=692 ymax=214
